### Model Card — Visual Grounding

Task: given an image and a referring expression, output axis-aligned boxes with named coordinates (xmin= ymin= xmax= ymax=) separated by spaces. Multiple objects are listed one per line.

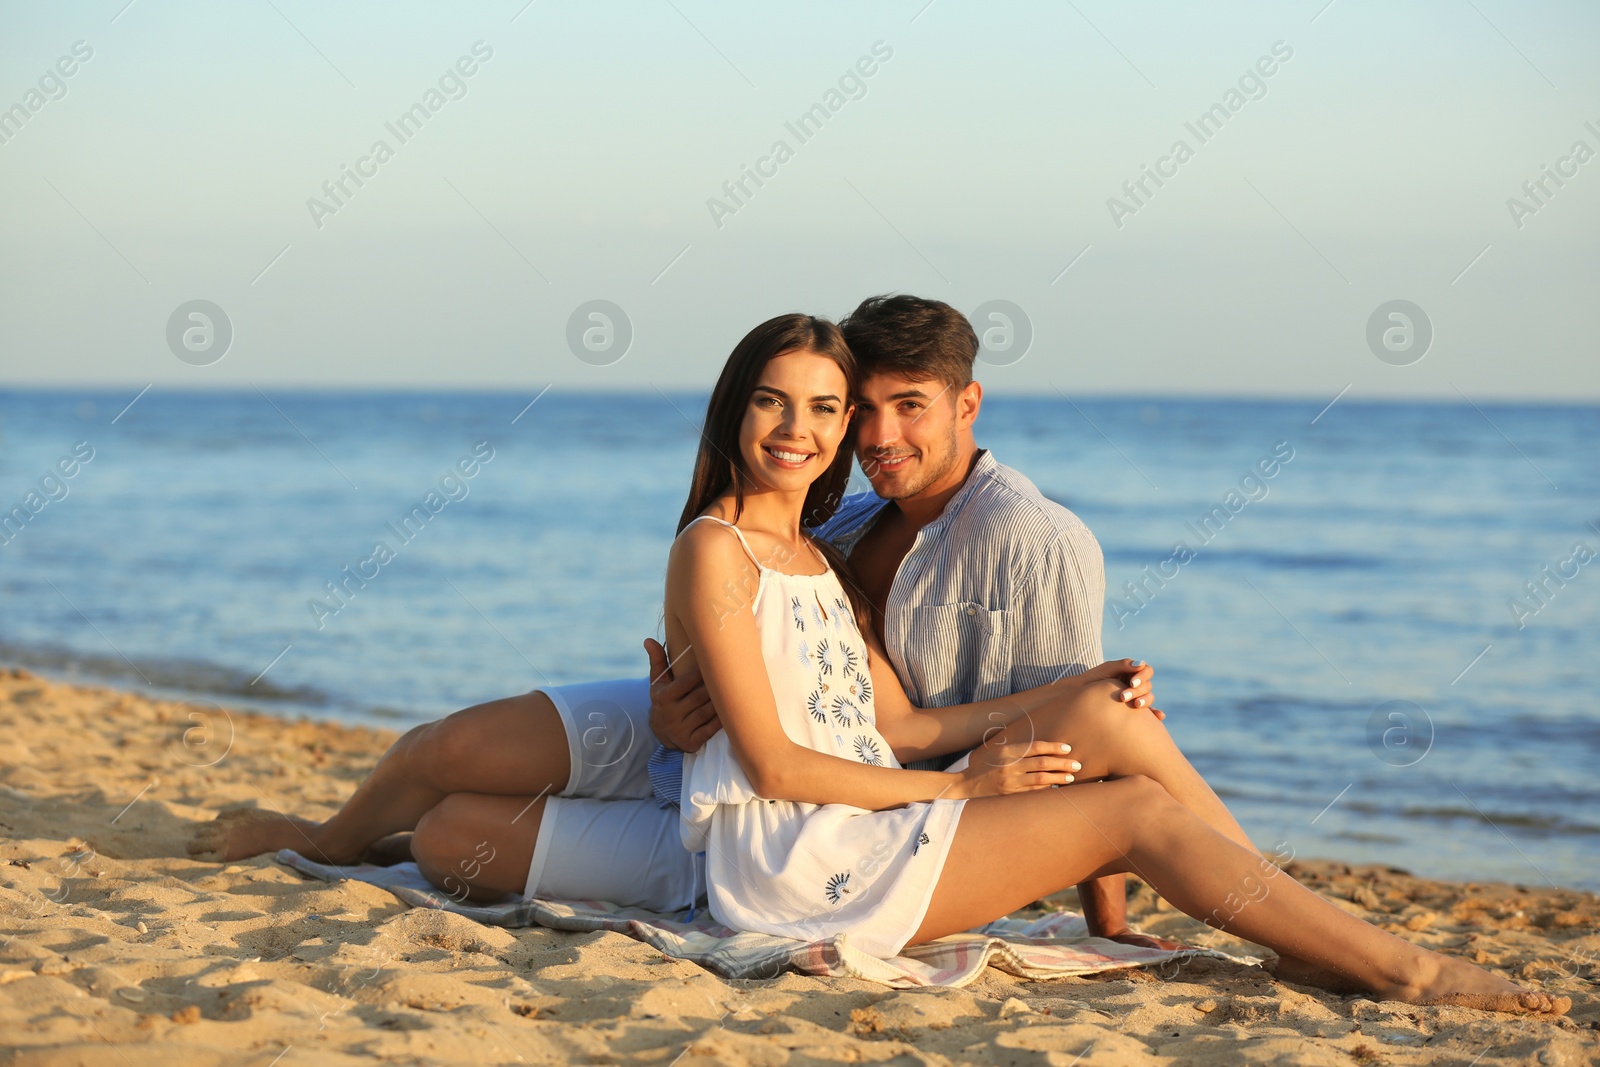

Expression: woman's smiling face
xmin=738 ymin=349 xmax=853 ymax=495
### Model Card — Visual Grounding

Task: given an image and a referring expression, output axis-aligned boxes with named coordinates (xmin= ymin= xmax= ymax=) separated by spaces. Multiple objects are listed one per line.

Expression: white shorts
xmin=524 ymin=679 xmax=704 ymax=912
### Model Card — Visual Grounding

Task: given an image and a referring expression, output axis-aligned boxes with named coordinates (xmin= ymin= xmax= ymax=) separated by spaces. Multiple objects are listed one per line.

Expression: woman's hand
xmin=952 ymin=739 xmax=1081 ymax=799
xmin=1072 ymin=659 xmax=1163 ymax=720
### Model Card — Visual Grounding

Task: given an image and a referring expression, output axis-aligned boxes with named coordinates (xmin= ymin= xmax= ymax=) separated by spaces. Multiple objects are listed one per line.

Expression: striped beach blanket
xmin=279 ymin=849 xmax=1254 ymax=989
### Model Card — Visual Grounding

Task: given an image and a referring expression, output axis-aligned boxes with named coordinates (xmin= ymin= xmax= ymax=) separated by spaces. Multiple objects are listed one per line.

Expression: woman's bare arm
xmin=862 ymin=626 xmax=1061 ymax=761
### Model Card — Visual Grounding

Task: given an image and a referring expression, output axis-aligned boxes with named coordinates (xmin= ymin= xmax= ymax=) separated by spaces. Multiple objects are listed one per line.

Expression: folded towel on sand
xmin=280 ymin=849 xmax=1254 ymax=988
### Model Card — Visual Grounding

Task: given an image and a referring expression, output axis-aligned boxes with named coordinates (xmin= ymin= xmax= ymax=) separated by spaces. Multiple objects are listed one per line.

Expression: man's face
xmin=852 ymin=372 xmax=967 ymax=501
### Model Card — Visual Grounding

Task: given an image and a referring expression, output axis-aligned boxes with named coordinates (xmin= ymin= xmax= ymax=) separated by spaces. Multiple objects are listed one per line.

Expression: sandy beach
xmin=0 ymin=665 xmax=1594 ymax=1066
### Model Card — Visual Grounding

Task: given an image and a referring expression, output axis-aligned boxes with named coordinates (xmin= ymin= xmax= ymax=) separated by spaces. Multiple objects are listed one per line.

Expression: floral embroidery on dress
xmin=831 ymin=695 xmax=859 ymax=728
xmin=824 ymin=872 xmax=852 ymax=904
xmin=790 ymin=595 xmax=806 ymax=631
xmin=912 ymin=831 xmax=930 ymax=855
xmin=794 ymin=640 xmax=810 ymax=669
xmin=833 ymin=597 xmax=850 ymax=629
xmin=839 ymin=643 xmax=860 ymax=676
xmin=850 ymin=670 xmax=873 ymax=706
xmin=853 ymin=736 xmax=885 ymax=765
xmin=810 ymin=601 xmax=826 ymax=629
xmin=815 ymin=638 xmax=835 ymax=676
xmin=806 ymin=689 xmax=827 ymax=724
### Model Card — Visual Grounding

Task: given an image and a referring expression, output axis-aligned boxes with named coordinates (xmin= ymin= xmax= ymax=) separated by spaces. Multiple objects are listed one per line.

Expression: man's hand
xmin=1075 ymin=658 xmax=1164 ymax=720
xmin=645 ymin=638 xmax=721 ymax=753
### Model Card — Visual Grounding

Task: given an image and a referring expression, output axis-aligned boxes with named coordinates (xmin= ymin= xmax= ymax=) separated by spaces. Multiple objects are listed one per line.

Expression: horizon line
xmin=1 ymin=383 xmax=1597 ymax=408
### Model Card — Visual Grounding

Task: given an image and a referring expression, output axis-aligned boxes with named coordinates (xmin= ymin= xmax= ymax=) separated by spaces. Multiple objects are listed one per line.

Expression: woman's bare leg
xmin=1025 ymin=681 xmax=1371 ymax=987
xmin=1026 ymin=679 xmax=1254 ymax=850
xmin=913 ymin=777 xmax=1567 ymax=1015
xmin=188 ymin=691 xmax=571 ymax=863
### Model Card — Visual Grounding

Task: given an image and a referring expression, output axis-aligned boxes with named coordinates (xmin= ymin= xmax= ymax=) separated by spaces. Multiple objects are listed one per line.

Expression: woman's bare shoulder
xmin=667 ymin=516 xmax=753 ymax=582
xmin=666 ymin=518 xmax=763 ymax=635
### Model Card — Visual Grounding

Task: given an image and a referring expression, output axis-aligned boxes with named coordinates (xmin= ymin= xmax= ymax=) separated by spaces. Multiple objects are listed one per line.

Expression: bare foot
xmin=187 ymin=809 xmax=331 ymax=863
xmin=1391 ymin=952 xmax=1570 ymax=1017
xmin=1266 ymin=955 xmax=1364 ymax=994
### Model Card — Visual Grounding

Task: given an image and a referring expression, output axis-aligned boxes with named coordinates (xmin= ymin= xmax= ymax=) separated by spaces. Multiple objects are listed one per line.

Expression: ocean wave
xmin=1344 ymin=799 xmax=1600 ymax=837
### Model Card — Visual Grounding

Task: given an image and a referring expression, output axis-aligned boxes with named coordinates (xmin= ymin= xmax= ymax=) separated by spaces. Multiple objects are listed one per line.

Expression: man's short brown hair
xmin=839 ymin=294 xmax=977 ymax=395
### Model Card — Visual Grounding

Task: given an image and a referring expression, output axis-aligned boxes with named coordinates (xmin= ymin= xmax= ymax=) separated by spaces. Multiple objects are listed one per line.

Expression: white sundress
xmin=678 ymin=516 xmax=966 ymax=958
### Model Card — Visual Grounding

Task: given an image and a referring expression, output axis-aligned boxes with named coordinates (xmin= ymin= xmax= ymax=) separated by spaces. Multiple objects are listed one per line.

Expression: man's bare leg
xmin=188 ymin=691 xmax=571 ymax=864
xmin=1075 ymin=873 xmax=1174 ymax=948
xmin=410 ymin=793 xmax=550 ymax=903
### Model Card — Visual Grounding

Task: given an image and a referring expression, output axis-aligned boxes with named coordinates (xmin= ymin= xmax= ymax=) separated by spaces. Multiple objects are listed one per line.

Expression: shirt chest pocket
xmin=905 ymin=602 xmax=1012 ymax=707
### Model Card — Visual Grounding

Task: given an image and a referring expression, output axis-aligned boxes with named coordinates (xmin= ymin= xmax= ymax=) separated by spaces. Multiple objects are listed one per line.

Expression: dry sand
xmin=0 ymin=666 xmax=1594 ymax=1066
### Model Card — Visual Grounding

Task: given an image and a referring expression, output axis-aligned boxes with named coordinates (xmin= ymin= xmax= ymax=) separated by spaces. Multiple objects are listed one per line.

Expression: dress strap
xmin=688 ymin=515 xmax=764 ymax=572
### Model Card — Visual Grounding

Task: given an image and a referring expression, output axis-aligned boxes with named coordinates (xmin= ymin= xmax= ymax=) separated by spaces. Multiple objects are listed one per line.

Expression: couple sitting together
xmin=196 ymin=295 xmax=1566 ymax=1016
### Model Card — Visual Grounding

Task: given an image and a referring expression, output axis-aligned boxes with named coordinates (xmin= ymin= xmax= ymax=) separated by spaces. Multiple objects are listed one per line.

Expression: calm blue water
xmin=2 ymin=389 xmax=1596 ymax=890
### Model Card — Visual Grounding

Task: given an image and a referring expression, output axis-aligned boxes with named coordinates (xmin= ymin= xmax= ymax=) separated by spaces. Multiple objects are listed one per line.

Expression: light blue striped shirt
xmin=647 ymin=450 xmax=1106 ymax=801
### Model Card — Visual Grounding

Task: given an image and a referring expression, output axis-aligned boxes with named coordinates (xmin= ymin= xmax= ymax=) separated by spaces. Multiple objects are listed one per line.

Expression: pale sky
xmin=1 ymin=0 xmax=1596 ymax=399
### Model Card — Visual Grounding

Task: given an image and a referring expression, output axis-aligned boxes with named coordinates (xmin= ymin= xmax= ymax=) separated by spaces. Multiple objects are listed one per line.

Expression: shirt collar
xmin=924 ymin=448 xmax=996 ymax=533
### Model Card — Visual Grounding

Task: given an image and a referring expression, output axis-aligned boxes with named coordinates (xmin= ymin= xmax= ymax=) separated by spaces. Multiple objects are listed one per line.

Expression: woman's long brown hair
xmin=676 ymin=313 xmax=870 ymax=628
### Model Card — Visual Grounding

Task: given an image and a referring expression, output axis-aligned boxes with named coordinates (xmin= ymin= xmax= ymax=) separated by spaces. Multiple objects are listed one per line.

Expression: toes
xmin=1503 ymin=991 xmax=1568 ymax=1017
xmin=1517 ymin=991 xmax=1570 ymax=1016
xmin=1422 ymin=991 xmax=1570 ymax=1017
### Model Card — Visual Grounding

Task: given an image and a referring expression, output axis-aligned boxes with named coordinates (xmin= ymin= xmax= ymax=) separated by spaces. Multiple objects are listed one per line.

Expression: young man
xmin=646 ymin=294 xmax=1167 ymax=946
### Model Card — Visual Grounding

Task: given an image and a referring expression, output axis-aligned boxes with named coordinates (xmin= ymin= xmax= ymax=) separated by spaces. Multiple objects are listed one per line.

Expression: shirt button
xmin=965 ymin=605 xmax=978 ymax=616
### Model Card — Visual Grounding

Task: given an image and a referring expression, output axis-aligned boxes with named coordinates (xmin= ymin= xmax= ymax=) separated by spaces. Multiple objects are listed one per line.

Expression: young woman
xmin=658 ymin=312 xmax=1567 ymax=1015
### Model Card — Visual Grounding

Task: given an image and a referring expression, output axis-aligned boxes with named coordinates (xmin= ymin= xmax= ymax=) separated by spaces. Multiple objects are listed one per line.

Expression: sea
xmin=1 ymin=389 xmax=1596 ymax=891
